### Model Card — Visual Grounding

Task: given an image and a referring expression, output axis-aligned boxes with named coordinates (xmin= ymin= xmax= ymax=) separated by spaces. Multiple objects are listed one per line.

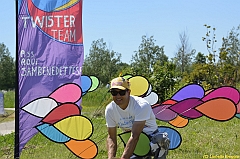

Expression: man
xmin=105 ymin=77 xmax=169 ymax=159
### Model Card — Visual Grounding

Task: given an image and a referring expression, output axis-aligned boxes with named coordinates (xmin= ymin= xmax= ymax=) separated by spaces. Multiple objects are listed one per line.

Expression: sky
xmin=0 ymin=0 xmax=240 ymax=64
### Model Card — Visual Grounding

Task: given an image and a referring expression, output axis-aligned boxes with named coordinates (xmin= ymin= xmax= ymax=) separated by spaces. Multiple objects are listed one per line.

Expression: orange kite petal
xmin=169 ymin=115 xmax=188 ymax=128
xmin=65 ymin=139 xmax=98 ymax=158
xmin=195 ymin=98 xmax=236 ymax=121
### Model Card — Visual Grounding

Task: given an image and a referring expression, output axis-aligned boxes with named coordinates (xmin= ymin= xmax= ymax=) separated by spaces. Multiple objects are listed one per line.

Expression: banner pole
xmin=14 ymin=0 xmax=20 ymax=158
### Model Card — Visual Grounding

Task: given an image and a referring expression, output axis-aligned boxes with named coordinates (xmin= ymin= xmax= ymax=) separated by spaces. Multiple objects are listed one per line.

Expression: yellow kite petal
xmin=54 ymin=116 xmax=93 ymax=140
xmin=129 ymin=76 xmax=149 ymax=96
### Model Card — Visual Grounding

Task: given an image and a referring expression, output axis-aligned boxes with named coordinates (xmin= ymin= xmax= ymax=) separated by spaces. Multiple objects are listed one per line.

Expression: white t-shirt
xmin=105 ymin=96 xmax=158 ymax=135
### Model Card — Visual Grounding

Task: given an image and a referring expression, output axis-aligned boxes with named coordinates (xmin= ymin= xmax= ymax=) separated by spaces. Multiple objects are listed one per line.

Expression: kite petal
xmin=129 ymin=76 xmax=149 ymax=96
xmin=161 ymin=99 xmax=177 ymax=105
xmin=42 ymin=103 xmax=81 ymax=124
xmin=169 ymin=98 xmax=203 ymax=119
xmin=89 ymin=76 xmax=100 ymax=92
xmin=65 ymin=139 xmax=98 ymax=159
xmin=54 ymin=116 xmax=93 ymax=140
xmin=195 ymin=98 xmax=237 ymax=121
xmin=49 ymin=83 xmax=82 ymax=103
xmin=81 ymin=75 xmax=92 ymax=93
xmin=236 ymin=114 xmax=240 ymax=119
xmin=202 ymin=86 xmax=240 ymax=104
xmin=152 ymin=104 xmax=177 ymax=121
xmin=144 ymin=92 xmax=158 ymax=105
xmin=118 ymin=132 xmax=150 ymax=157
xmin=36 ymin=123 xmax=70 ymax=143
xmin=169 ymin=116 xmax=189 ymax=128
xmin=145 ymin=84 xmax=153 ymax=96
xmin=158 ymin=126 xmax=182 ymax=150
xmin=122 ymin=74 xmax=132 ymax=80
xmin=171 ymin=84 xmax=205 ymax=101
xmin=21 ymin=97 xmax=58 ymax=117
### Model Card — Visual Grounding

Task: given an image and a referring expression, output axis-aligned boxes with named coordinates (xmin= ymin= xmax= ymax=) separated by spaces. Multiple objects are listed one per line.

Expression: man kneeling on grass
xmin=105 ymin=77 xmax=170 ymax=159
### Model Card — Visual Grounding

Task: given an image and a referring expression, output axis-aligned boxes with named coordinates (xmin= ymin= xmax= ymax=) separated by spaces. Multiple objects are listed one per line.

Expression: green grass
xmin=3 ymin=91 xmax=15 ymax=108
xmin=0 ymin=88 xmax=240 ymax=159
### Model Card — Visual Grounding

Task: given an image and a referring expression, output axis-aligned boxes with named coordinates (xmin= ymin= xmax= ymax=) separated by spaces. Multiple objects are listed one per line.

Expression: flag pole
xmin=14 ymin=0 xmax=20 ymax=158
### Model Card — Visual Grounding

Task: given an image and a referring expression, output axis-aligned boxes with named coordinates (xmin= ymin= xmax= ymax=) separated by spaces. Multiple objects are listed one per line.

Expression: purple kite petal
xmin=202 ymin=87 xmax=240 ymax=104
xmin=171 ymin=84 xmax=205 ymax=101
xmin=169 ymin=98 xmax=203 ymax=119
xmin=152 ymin=104 xmax=177 ymax=121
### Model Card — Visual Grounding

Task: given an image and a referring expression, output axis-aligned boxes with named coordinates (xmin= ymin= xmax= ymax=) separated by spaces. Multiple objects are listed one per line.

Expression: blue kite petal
xmin=36 ymin=123 xmax=70 ymax=143
xmin=158 ymin=126 xmax=182 ymax=150
xmin=81 ymin=75 xmax=92 ymax=93
xmin=235 ymin=114 xmax=240 ymax=119
xmin=171 ymin=84 xmax=205 ymax=101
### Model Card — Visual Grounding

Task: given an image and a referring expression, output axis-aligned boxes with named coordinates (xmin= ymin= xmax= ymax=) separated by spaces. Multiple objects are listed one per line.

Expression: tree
xmin=131 ymin=35 xmax=168 ymax=78
xmin=0 ymin=43 xmax=15 ymax=90
xmin=174 ymin=31 xmax=195 ymax=74
xmin=149 ymin=61 xmax=178 ymax=102
xmin=194 ymin=52 xmax=206 ymax=64
xmin=219 ymin=25 xmax=240 ymax=86
xmin=202 ymin=25 xmax=219 ymax=87
xmin=82 ymin=38 xmax=121 ymax=85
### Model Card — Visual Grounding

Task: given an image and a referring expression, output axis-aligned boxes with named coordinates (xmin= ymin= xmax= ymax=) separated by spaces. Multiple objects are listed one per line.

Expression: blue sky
xmin=1 ymin=0 xmax=240 ymax=63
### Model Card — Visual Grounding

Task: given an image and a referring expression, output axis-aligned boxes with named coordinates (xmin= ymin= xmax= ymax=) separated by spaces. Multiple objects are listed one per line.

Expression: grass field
xmin=0 ymin=89 xmax=240 ymax=159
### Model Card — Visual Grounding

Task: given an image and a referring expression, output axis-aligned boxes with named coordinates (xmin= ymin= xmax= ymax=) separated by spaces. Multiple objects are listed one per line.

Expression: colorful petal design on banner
xmin=54 ymin=115 xmax=93 ymax=140
xmin=89 ymin=76 xmax=100 ymax=92
xmin=158 ymin=126 xmax=182 ymax=150
xmin=42 ymin=103 xmax=81 ymax=124
xmin=152 ymin=104 xmax=177 ymax=121
xmin=144 ymin=91 xmax=158 ymax=105
xmin=201 ymin=86 xmax=240 ymax=104
xmin=169 ymin=98 xmax=204 ymax=119
xmin=118 ymin=132 xmax=151 ymax=157
xmin=21 ymin=97 xmax=58 ymax=117
xmin=171 ymin=84 xmax=205 ymax=101
xmin=169 ymin=115 xmax=189 ymax=128
xmin=129 ymin=76 xmax=149 ymax=96
xmin=55 ymin=0 xmax=81 ymax=11
xmin=195 ymin=98 xmax=237 ymax=121
xmin=65 ymin=139 xmax=98 ymax=158
xmin=27 ymin=0 xmax=83 ymax=44
xmin=31 ymin=0 xmax=80 ymax=12
xmin=36 ymin=123 xmax=70 ymax=143
xmin=49 ymin=83 xmax=82 ymax=103
xmin=81 ymin=75 xmax=92 ymax=93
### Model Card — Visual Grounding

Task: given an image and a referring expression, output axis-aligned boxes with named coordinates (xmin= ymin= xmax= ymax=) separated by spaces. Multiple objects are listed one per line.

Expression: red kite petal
xmin=42 ymin=103 xmax=81 ymax=124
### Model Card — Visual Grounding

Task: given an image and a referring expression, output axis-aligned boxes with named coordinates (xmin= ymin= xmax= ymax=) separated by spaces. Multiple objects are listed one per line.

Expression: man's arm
xmin=121 ymin=120 xmax=146 ymax=159
xmin=107 ymin=127 xmax=117 ymax=159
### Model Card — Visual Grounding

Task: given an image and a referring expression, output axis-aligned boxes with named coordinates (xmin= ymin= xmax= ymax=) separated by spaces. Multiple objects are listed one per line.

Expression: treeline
xmin=0 ymin=25 xmax=239 ymax=102
xmin=82 ymin=25 xmax=240 ymax=102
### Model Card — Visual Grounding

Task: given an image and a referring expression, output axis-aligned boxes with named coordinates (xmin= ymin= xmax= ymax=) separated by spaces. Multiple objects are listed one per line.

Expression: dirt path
xmin=0 ymin=108 xmax=15 ymax=135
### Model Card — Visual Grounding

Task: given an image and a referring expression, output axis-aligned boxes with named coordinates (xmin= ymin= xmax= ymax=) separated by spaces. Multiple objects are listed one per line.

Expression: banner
xmin=17 ymin=0 xmax=83 ymax=156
